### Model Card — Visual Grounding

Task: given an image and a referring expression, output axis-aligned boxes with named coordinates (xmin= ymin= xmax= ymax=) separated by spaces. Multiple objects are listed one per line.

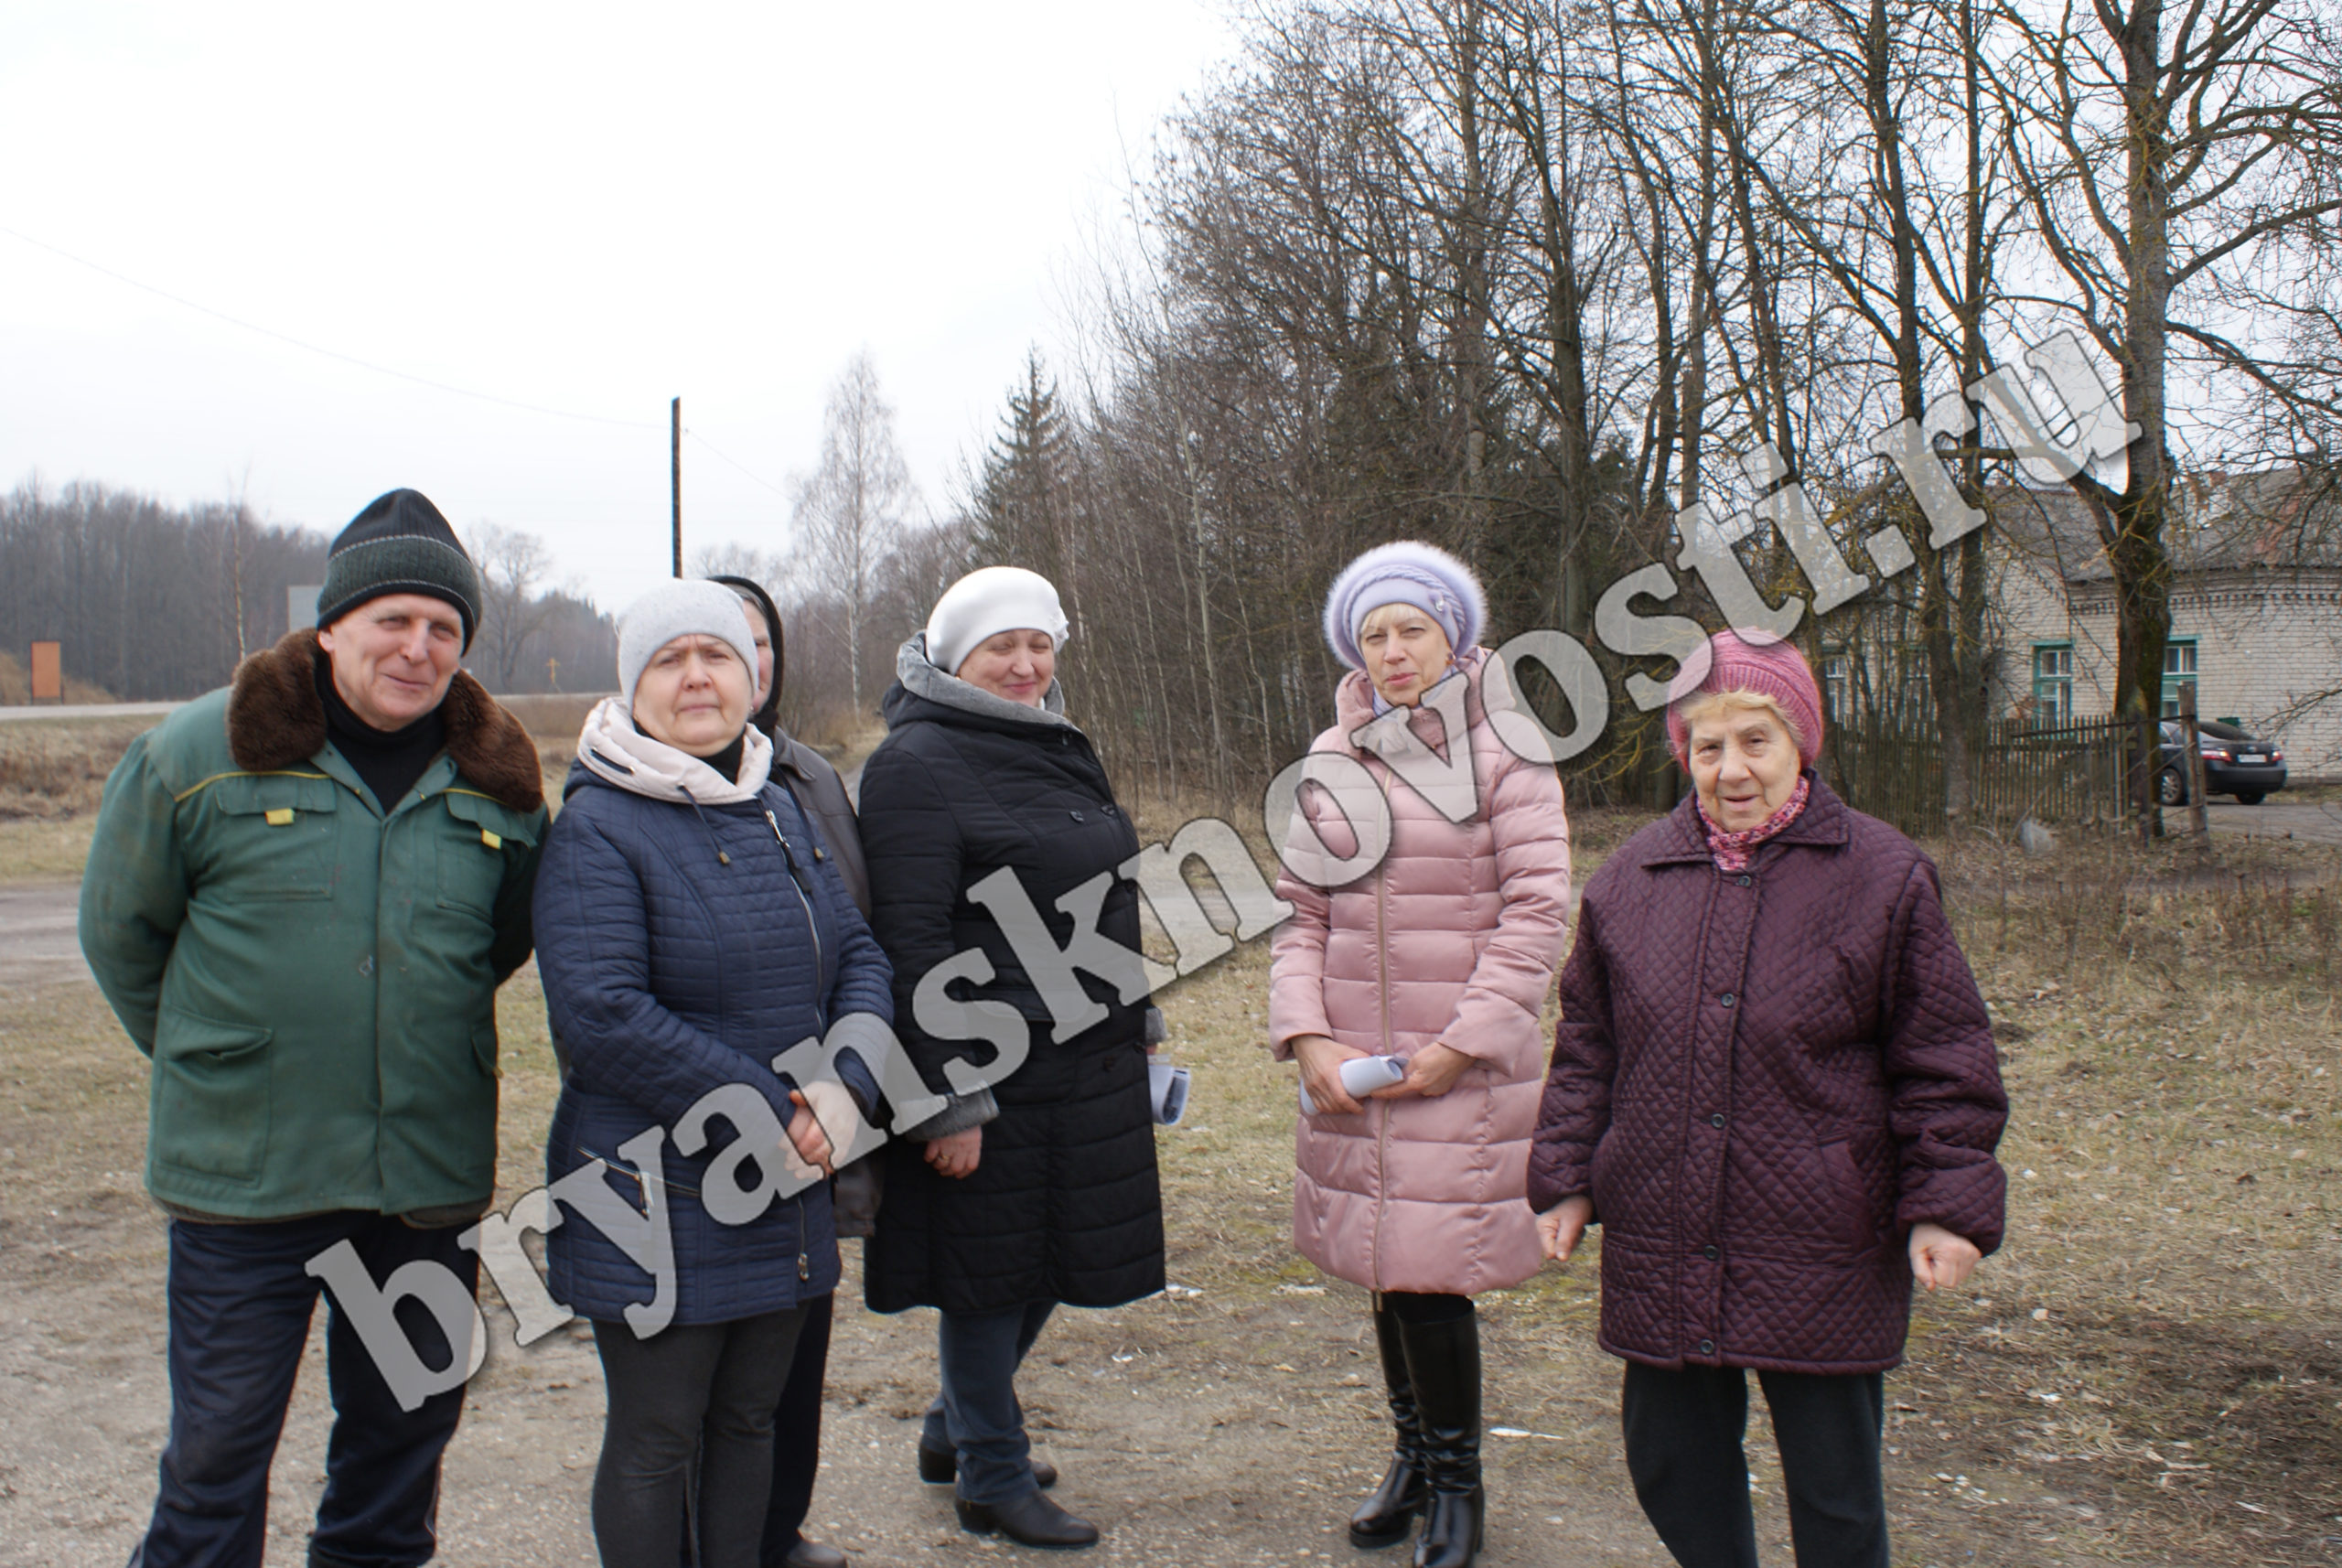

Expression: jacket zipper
xmin=767 ymin=809 xmax=823 ymax=979
xmin=1370 ymin=857 xmax=1393 ymax=1292
xmin=768 ymin=807 xmax=830 ymax=1250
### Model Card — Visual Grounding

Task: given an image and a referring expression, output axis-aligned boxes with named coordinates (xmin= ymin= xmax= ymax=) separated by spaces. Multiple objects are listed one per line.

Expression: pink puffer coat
xmin=1268 ymin=649 xmax=1573 ymax=1295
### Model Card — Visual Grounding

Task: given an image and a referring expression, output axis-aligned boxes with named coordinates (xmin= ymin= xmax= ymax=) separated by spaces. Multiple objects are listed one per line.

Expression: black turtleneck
xmin=703 ymin=730 xmax=747 ymax=785
xmin=317 ymin=660 xmax=447 ymax=812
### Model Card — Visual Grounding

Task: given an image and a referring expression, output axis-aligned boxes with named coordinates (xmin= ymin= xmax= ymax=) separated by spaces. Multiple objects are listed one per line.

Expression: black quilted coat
xmin=1528 ymin=777 xmax=2005 ymax=1374
xmin=859 ymin=651 xmax=1166 ymax=1316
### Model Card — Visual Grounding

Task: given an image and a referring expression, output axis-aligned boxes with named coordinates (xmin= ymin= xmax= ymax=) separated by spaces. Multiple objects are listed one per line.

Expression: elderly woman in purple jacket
xmin=1528 ymin=630 xmax=2005 ymax=1568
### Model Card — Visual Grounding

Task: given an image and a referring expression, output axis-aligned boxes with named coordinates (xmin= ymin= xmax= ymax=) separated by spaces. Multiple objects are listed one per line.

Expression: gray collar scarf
xmin=896 ymin=634 xmax=1075 ymax=731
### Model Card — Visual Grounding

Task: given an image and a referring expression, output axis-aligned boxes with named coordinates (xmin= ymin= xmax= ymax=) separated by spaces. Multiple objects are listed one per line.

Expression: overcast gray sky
xmin=0 ymin=2 xmax=1232 ymax=610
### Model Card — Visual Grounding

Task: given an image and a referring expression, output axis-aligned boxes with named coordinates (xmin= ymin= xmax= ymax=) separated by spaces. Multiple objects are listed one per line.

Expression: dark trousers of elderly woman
xmin=1622 ymin=1363 xmax=1888 ymax=1568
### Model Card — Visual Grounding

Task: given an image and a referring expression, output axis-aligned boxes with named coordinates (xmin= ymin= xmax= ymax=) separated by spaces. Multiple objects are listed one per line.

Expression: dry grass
xmin=1145 ymin=802 xmax=2342 ymax=1561
xmin=1885 ymin=830 xmax=2342 ymax=1562
xmin=0 ymin=717 xmax=166 ymax=823
xmin=0 ymin=651 xmax=113 ymax=705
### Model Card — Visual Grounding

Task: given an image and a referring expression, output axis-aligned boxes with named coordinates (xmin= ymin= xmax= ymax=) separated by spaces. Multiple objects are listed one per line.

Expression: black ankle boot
xmin=1398 ymin=1308 xmax=1484 ymax=1568
xmin=1349 ymin=1304 xmax=1427 ymax=1548
xmin=954 ymin=1490 xmax=1099 ymax=1549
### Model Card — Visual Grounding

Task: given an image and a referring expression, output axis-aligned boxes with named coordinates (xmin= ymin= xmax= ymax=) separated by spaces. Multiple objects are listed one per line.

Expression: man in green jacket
xmin=81 ymin=489 xmax=547 ymax=1568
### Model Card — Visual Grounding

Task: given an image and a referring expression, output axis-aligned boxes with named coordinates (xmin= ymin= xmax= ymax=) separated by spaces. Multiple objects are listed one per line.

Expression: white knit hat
xmin=924 ymin=566 xmax=1069 ymax=676
xmin=618 ymin=578 xmax=762 ymax=707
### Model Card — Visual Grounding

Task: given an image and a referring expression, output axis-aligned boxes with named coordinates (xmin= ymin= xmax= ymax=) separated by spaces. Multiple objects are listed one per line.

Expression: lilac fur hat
xmin=1321 ymin=541 xmax=1488 ymax=670
xmin=1664 ymin=628 xmax=1826 ymax=767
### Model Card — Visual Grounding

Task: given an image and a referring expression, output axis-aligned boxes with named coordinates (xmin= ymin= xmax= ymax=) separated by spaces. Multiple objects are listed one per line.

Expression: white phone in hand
xmin=1300 ymin=1054 xmax=1406 ymax=1115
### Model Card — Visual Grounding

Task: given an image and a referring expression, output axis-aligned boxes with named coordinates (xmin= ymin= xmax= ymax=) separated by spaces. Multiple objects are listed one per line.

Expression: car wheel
xmin=2233 ymin=791 xmax=2264 ymax=805
xmin=2156 ymin=768 xmax=2186 ymax=807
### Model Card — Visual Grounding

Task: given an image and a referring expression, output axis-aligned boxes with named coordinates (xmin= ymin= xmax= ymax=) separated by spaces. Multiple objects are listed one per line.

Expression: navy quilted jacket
xmin=535 ymin=758 xmax=892 ymax=1326
xmin=858 ymin=672 xmax=1166 ymax=1316
xmin=1529 ymin=778 xmax=2005 ymax=1374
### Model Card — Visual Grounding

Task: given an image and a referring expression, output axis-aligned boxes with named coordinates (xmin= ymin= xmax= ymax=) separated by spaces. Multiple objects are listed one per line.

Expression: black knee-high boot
xmin=1350 ymin=1304 xmax=1427 ymax=1548
xmin=1399 ymin=1308 xmax=1483 ymax=1568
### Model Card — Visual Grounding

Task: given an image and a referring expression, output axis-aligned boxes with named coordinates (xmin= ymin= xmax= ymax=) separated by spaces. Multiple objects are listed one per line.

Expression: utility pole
xmin=671 ymin=396 xmax=682 ymax=577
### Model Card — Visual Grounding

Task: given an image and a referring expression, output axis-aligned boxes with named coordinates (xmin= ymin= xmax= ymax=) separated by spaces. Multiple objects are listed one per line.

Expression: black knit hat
xmin=316 ymin=489 xmax=482 ymax=650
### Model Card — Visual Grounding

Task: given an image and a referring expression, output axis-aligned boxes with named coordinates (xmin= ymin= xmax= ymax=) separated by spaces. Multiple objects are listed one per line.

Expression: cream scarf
xmin=575 ymin=695 xmax=773 ymax=805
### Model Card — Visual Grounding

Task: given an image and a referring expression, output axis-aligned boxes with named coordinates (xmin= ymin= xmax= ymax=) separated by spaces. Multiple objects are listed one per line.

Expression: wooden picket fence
xmin=1830 ymin=715 xmax=2134 ymax=836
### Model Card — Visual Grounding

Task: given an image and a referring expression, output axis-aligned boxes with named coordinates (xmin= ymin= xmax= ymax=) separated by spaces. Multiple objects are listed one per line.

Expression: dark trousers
xmin=757 ymin=1290 xmax=833 ymax=1565
xmin=920 ymin=1300 xmax=1058 ymax=1505
xmin=593 ymin=1307 xmax=808 ymax=1568
xmin=1621 ymin=1362 xmax=1887 ymax=1568
xmin=130 ymin=1211 xmax=477 ymax=1568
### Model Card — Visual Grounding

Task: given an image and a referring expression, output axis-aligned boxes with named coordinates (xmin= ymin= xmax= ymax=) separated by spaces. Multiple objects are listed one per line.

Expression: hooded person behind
xmin=532 ymin=578 xmax=893 ymax=1568
xmin=856 ymin=566 xmax=1167 ymax=1552
xmin=81 ymin=489 xmax=547 ymax=1568
xmin=711 ymin=572 xmax=867 ymax=1568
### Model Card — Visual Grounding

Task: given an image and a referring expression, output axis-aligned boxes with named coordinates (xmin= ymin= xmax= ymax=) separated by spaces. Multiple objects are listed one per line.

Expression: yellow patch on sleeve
xmin=480 ymin=829 xmax=502 ymax=850
xmin=263 ymin=807 xmax=295 ymax=826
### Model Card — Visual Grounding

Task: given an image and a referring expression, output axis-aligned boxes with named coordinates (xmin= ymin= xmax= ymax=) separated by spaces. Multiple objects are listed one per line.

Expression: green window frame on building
xmin=1821 ymin=650 xmax=1848 ymax=724
xmin=2031 ymin=642 xmax=2073 ymax=727
xmin=2160 ymin=639 xmax=2198 ymax=717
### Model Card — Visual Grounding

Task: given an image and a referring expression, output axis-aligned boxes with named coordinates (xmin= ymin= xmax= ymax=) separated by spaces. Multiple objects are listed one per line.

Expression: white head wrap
xmin=923 ymin=566 xmax=1069 ymax=676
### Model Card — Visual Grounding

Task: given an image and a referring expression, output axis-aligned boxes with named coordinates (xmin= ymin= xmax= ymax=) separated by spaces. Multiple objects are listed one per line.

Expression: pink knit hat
xmin=1664 ymin=628 xmax=1825 ymax=766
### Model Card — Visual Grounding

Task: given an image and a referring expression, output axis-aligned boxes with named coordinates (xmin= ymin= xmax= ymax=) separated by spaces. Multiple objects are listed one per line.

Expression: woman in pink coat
xmin=1269 ymin=542 xmax=1572 ymax=1568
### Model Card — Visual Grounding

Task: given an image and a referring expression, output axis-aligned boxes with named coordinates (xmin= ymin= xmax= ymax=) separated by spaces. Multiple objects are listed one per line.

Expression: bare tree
xmin=793 ymin=352 xmax=916 ymax=714
xmin=466 ymin=524 xmax=564 ymax=693
xmin=690 ymin=542 xmax=790 ymax=595
xmin=1994 ymin=0 xmax=2342 ymax=815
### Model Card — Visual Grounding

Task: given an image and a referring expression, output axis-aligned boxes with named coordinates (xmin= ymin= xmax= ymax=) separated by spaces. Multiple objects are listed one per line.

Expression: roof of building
xmin=1990 ymin=468 xmax=2342 ymax=582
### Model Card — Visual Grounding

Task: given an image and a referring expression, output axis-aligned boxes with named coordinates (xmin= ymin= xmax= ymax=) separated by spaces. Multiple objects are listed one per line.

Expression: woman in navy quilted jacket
xmin=859 ymin=566 xmax=1166 ymax=1552
xmin=534 ymin=580 xmax=893 ymax=1568
xmin=1528 ymin=630 xmax=2006 ymax=1568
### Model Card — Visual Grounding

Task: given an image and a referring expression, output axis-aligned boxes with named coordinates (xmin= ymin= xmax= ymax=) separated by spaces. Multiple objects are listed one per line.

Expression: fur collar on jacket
xmin=894 ymin=632 xmax=1073 ymax=730
xmin=227 ymin=628 xmax=544 ymax=812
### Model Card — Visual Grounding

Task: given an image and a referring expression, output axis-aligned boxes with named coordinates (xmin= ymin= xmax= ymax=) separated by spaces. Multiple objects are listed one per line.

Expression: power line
xmin=0 ymin=221 xmax=661 ymax=430
xmin=685 ymin=428 xmax=792 ymax=499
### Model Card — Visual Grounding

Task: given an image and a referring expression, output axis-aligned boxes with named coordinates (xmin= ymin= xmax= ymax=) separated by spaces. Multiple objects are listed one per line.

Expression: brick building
xmin=1987 ymin=473 xmax=2342 ymax=779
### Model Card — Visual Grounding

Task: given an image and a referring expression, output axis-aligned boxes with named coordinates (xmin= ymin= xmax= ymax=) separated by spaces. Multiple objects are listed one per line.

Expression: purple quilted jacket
xmin=1527 ymin=778 xmax=2005 ymax=1374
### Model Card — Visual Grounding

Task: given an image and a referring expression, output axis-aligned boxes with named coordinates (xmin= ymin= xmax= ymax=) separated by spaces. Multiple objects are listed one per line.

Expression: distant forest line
xmin=0 ymin=481 xmax=617 ymax=703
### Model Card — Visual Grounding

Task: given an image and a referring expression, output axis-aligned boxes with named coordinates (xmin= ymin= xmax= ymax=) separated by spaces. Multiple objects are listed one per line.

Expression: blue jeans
xmin=130 ymin=1211 xmax=477 ymax=1568
xmin=922 ymin=1300 xmax=1057 ymax=1505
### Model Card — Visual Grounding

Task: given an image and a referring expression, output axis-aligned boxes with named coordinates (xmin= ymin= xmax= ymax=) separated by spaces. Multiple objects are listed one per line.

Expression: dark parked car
xmin=2157 ymin=718 xmax=2287 ymax=805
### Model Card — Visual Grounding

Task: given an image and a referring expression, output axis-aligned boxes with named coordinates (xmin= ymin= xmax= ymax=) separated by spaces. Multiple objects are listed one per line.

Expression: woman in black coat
xmin=859 ymin=566 xmax=1166 ymax=1551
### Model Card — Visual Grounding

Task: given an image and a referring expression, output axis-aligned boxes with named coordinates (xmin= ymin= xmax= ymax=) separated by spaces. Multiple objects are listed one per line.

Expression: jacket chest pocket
xmin=436 ymin=791 xmax=538 ymax=919
xmin=202 ymin=776 xmax=341 ymax=901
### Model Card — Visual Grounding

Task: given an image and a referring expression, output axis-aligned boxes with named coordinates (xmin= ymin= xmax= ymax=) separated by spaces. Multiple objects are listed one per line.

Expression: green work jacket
xmin=79 ymin=633 xmax=547 ymax=1220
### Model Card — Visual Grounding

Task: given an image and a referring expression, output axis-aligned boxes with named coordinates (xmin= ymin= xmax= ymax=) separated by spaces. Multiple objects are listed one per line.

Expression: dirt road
xmin=0 ymin=953 xmax=2177 ymax=1568
xmin=0 ymin=882 xmax=83 ymax=986
xmin=2206 ymin=798 xmax=2342 ymax=846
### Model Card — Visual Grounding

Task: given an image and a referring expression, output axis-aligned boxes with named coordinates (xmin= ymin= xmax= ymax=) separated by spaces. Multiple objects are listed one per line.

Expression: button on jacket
xmin=1528 ymin=778 xmax=2006 ymax=1374
xmin=80 ymin=630 xmax=546 ymax=1221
